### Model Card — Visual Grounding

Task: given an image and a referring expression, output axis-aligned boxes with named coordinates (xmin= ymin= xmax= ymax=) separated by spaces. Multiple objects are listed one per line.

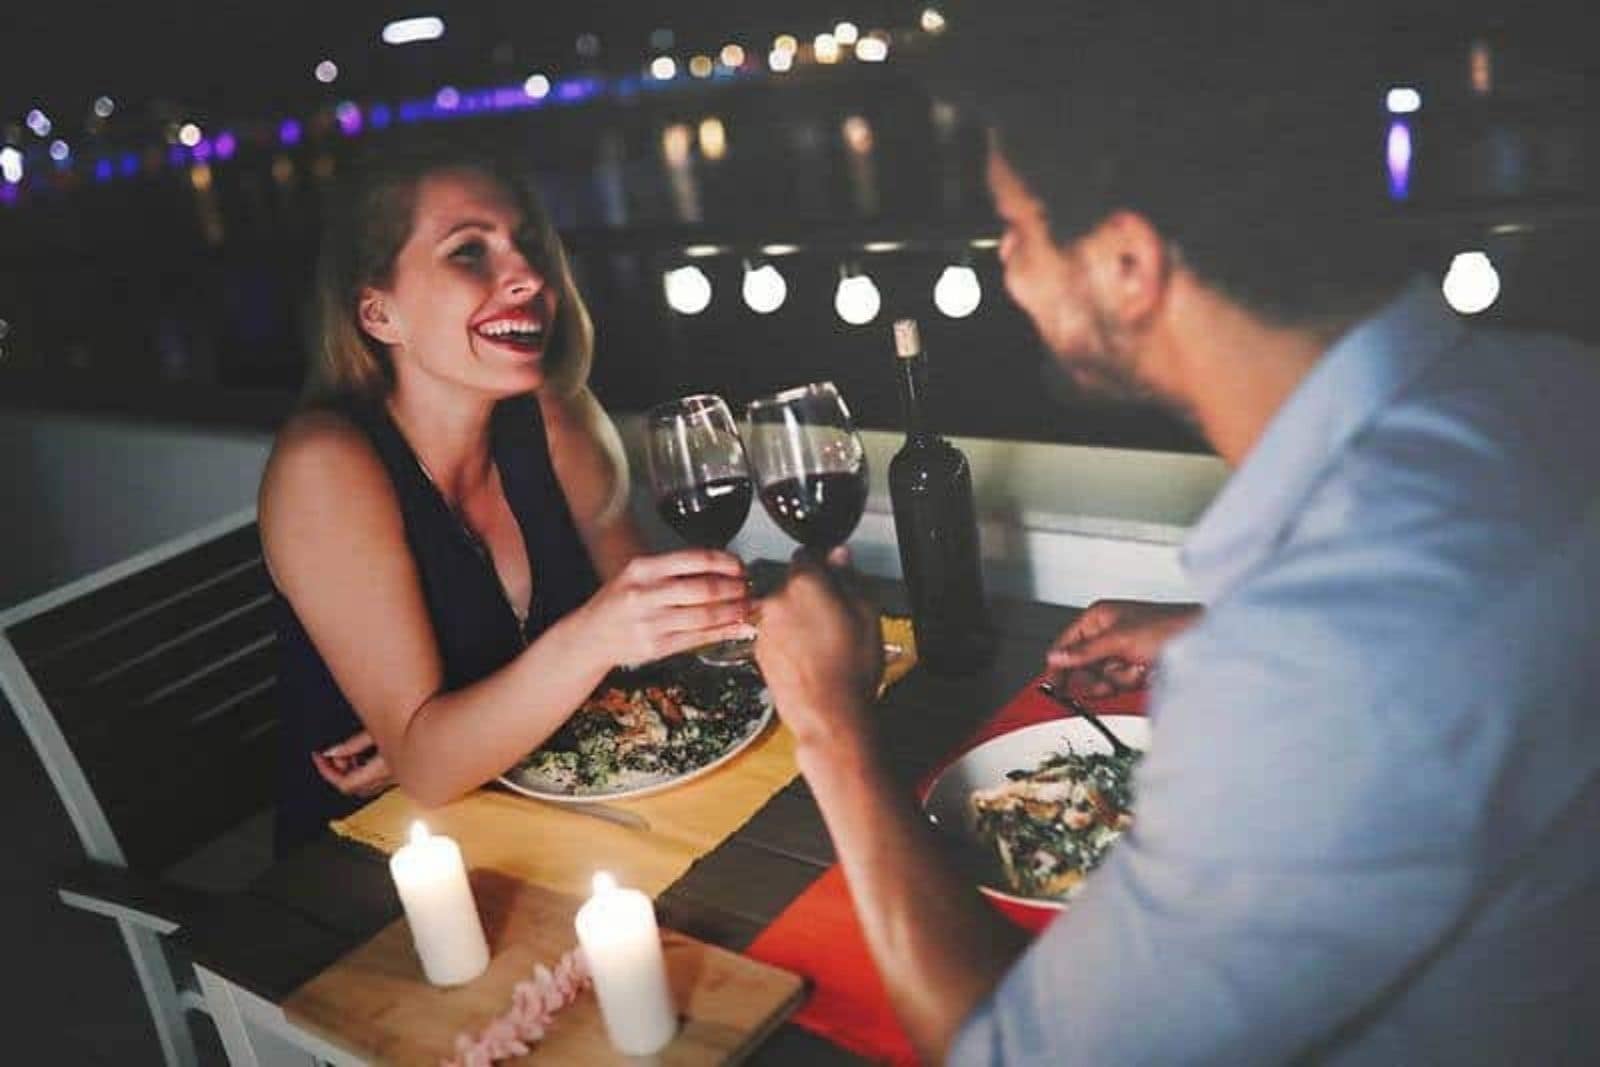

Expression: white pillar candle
xmin=388 ymin=821 xmax=490 ymax=986
xmin=573 ymin=871 xmax=678 ymax=1055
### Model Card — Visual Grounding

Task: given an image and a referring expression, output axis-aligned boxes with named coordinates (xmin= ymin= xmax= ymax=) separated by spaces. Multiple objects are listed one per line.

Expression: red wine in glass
xmin=645 ymin=394 xmax=755 ymax=666
xmin=757 ymin=472 xmax=867 ymax=550
xmin=656 ymin=476 xmax=754 ymax=549
xmin=745 ymin=382 xmax=869 ymax=552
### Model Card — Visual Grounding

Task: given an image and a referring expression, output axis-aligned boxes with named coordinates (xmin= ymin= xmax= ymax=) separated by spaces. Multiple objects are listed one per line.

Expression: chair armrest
xmin=57 ymin=860 xmax=216 ymax=936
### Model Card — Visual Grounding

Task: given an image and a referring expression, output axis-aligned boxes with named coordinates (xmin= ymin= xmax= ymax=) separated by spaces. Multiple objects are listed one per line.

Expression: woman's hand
xmin=1046 ymin=599 xmax=1202 ymax=695
xmin=311 ymin=730 xmax=394 ymax=798
xmin=578 ymin=549 xmax=754 ymax=667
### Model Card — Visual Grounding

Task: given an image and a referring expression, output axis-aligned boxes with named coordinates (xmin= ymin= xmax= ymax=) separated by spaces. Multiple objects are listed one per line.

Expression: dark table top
xmin=182 ymin=577 xmax=1077 ymax=1065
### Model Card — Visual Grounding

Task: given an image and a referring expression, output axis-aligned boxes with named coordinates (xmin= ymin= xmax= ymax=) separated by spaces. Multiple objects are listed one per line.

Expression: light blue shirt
xmin=952 ymin=280 xmax=1600 ymax=1065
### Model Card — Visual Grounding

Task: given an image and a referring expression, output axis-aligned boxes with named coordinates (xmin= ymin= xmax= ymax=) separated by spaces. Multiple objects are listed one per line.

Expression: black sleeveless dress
xmin=273 ymin=393 xmax=600 ymax=855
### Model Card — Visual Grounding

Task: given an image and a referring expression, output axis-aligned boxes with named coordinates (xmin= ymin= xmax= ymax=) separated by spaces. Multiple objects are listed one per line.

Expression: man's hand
xmin=754 ymin=548 xmax=883 ymax=752
xmin=312 ymin=730 xmax=394 ymax=798
xmin=1047 ymin=599 xmax=1202 ymax=695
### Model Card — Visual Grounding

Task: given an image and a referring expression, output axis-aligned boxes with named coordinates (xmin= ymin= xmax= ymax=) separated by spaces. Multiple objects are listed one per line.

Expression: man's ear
xmin=1086 ymin=210 xmax=1173 ymax=327
xmin=357 ymin=288 xmax=403 ymax=346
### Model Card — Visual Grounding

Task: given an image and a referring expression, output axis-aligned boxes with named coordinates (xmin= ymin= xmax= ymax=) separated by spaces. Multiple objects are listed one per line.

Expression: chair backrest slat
xmin=2 ymin=516 xmax=282 ymax=874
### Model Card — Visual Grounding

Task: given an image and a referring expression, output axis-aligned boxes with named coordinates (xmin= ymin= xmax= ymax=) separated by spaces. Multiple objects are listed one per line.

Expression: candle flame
xmin=592 ymin=871 xmax=617 ymax=895
xmin=409 ymin=820 xmax=430 ymax=846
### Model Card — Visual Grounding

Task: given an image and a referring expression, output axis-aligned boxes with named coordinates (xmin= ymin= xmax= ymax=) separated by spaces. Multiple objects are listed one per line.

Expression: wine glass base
xmin=695 ymin=637 xmax=756 ymax=668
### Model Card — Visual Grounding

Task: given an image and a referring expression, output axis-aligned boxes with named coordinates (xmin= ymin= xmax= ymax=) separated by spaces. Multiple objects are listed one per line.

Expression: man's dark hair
xmin=922 ymin=3 xmax=1417 ymax=325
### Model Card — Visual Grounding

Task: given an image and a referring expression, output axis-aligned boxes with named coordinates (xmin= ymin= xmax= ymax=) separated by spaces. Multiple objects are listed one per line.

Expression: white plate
xmin=498 ymin=677 xmax=774 ymax=803
xmin=922 ymin=716 xmax=1151 ymax=910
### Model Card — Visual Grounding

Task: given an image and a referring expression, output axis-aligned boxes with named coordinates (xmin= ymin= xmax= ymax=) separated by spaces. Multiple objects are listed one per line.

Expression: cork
xmin=892 ymin=318 xmax=921 ymax=359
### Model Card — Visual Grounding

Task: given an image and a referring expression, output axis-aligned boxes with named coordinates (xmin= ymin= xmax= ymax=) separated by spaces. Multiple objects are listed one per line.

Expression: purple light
xmin=279 ymin=118 xmax=303 ymax=146
xmin=120 ymin=153 xmax=140 ymax=177
xmin=435 ymin=86 xmax=461 ymax=111
xmin=168 ymin=145 xmax=188 ymax=167
xmin=1386 ymin=120 xmax=1412 ymax=201
xmin=215 ymin=131 xmax=237 ymax=160
xmin=558 ymin=78 xmax=597 ymax=102
xmin=192 ymin=139 xmax=213 ymax=162
xmin=493 ymin=87 xmax=526 ymax=110
xmin=94 ymin=159 xmax=114 ymax=182
xmin=335 ymin=102 xmax=363 ymax=136
xmin=369 ymin=103 xmax=392 ymax=129
xmin=398 ymin=101 xmax=427 ymax=124
xmin=0 ymin=184 xmax=17 ymax=205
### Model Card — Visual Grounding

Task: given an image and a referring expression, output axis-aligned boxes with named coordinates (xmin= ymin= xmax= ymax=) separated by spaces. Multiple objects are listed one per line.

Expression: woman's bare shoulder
xmin=259 ymin=408 xmax=396 ymax=539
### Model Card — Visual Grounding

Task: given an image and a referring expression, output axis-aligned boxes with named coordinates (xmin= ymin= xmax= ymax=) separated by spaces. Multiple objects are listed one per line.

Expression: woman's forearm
xmin=385 ymin=603 xmax=612 ymax=805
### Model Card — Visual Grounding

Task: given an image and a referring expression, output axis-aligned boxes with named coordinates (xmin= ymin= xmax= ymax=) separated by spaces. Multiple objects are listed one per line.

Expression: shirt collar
xmin=1180 ymin=277 xmax=1467 ymax=601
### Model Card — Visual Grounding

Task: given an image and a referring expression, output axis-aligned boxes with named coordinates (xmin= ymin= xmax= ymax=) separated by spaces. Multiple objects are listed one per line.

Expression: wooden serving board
xmin=284 ymin=870 xmax=805 ymax=1066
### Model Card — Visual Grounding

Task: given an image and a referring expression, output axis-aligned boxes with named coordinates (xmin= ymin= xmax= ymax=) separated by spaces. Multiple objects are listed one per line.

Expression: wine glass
xmin=744 ymin=382 xmax=869 ymax=553
xmin=645 ymin=394 xmax=756 ymax=666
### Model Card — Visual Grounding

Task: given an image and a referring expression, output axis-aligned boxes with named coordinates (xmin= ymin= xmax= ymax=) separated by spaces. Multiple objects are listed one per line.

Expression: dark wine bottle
xmin=887 ymin=319 xmax=995 ymax=675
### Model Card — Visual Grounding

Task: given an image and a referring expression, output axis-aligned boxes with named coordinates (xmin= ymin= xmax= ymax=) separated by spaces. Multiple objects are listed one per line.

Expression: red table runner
xmin=746 ymin=676 xmax=1146 ymax=1065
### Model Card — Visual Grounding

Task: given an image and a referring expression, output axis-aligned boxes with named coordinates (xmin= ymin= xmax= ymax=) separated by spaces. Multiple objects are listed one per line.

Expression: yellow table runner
xmin=331 ymin=616 xmax=917 ymax=898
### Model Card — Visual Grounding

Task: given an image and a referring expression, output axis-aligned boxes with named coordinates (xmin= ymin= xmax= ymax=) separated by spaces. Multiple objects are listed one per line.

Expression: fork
xmin=1036 ymin=677 xmax=1135 ymax=757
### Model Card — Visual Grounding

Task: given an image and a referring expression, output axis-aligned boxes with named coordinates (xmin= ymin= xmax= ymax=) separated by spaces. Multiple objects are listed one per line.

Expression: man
xmin=753 ymin=6 xmax=1600 ymax=1064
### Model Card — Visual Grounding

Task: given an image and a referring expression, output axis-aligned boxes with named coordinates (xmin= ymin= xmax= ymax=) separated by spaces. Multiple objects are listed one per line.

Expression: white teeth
xmin=479 ymin=320 xmax=544 ymax=340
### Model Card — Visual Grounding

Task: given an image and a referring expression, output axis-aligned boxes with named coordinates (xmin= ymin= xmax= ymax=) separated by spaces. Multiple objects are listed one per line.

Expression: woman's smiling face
xmin=360 ymin=167 xmax=561 ymax=398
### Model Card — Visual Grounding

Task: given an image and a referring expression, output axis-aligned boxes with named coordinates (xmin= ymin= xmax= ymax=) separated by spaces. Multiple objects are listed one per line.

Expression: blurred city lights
xmin=689 ymin=55 xmax=714 ymax=79
xmin=814 ymin=33 xmax=841 ymax=64
xmin=215 ymin=131 xmax=237 ymax=160
xmin=661 ymin=123 xmax=693 ymax=166
xmin=0 ymin=147 xmax=23 ymax=184
xmin=773 ymin=34 xmax=798 ymax=54
xmin=768 ymin=49 xmax=794 ymax=73
xmin=834 ymin=22 xmax=860 ymax=46
xmin=435 ymin=86 xmax=461 ymax=110
xmin=1442 ymin=251 xmax=1500 ymax=314
xmin=314 ymin=59 xmax=339 ymax=84
xmin=698 ymin=117 xmax=727 ymax=160
xmin=651 ymin=56 xmax=678 ymax=80
xmin=743 ymin=262 xmax=788 ymax=314
xmin=48 ymin=139 xmax=70 ymax=163
xmin=575 ymin=33 xmax=601 ymax=59
xmin=664 ymin=265 xmax=713 ymax=315
xmin=1386 ymin=120 xmax=1412 ymax=201
xmin=761 ymin=243 xmax=801 ymax=256
xmin=1470 ymin=40 xmax=1493 ymax=95
xmin=934 ymin=264 xmax=982 ymax=318
xmin=279 ymin=118 xmax=303 ymax=146
xmin=178 ymin=123 xmax=203 ymax=147
xmin=856 ymin=35 xmax=889 ymax=63
xmin=382 ymin=17 xmax=445 ymax=45
xmin=523 ymin=73 xmax=551 ymax=99
xmin=835 ymin=270 xmax=881 ymax=325
xmin=25 ymin=109 xmax=52 ymax=137
xmin=921 ymin=8 xmax=948 ymax=34
xmin=335 ymin=101 xmax=362 ymax=136
xmin=719 ymin=43 xmax=745 ymax=69
xmin=92 ymin=96 xmax=116 ymax=119
xmin=1386 ymin=87 xmax=1422 ymax=114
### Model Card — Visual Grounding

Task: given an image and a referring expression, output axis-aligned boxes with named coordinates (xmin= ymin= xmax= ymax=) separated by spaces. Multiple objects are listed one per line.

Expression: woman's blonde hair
xmin=305 ymin=140 xmax=592 ymax=403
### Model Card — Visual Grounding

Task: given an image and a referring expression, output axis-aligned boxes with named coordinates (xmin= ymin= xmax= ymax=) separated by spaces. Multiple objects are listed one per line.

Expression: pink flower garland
xmin=441 ymin=948 xmax=591 ymax=1067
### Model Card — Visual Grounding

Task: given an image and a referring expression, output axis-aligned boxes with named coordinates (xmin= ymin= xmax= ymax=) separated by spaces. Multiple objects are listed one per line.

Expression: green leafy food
xmin=971 ymin=748 xmax=1143 ymax=900
xmin=512 ymin=659 xmax=770 ymax=795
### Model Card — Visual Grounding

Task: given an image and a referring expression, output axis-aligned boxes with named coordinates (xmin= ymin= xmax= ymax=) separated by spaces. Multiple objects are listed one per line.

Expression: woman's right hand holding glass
xmin=578 ymin=549 xmax=754 ymax=667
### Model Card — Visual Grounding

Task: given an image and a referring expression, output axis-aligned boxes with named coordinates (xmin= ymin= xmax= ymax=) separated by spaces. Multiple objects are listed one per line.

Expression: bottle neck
xmin=897 ymin=352 xmax=932 ymax=441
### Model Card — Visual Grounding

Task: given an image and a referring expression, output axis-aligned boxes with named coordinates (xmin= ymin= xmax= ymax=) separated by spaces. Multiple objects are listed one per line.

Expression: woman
xmin=261 ymin=142 xmax=751 ymax=854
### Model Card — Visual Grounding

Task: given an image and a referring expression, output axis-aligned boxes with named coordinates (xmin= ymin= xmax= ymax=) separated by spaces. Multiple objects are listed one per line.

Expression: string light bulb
xmin=664 ymin=264 xmax=713 ymax=315
xmin=1441 ymin=251 xmax=1500 ymax=315
xmin=835 ymin=267 xmax=881 ymax=326
xmin=933 ymin=263 xmax=982 ymax=318
xmin=742 ymin=260 xmax=788 ymax=314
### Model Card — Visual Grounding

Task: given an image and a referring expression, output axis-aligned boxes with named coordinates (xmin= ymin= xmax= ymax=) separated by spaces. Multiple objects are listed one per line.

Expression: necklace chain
xmin=411 ymin=452 xmax=530 ymax=630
